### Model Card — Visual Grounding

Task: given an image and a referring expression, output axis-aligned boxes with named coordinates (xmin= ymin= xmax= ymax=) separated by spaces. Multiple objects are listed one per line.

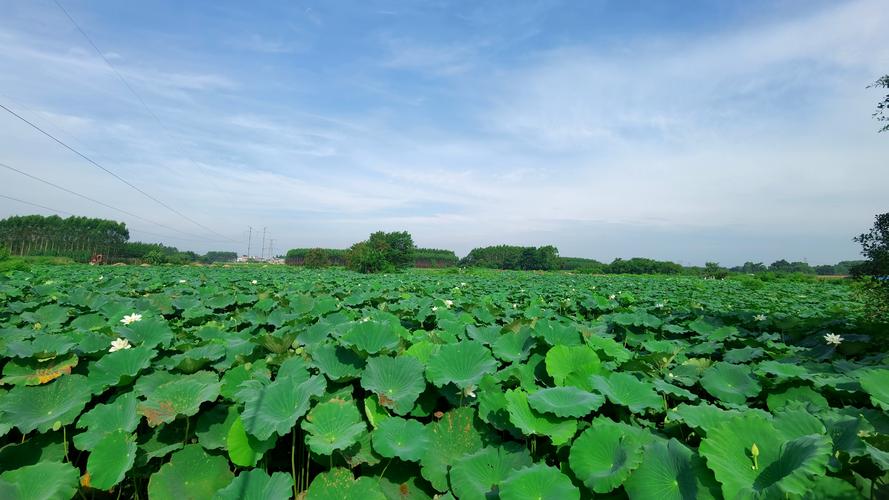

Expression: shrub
xmin=347 ymin=231 xmax=415 ymax=273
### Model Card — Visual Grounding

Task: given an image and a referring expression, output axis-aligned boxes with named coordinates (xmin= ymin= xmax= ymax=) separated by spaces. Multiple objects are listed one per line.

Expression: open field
xmin=0 ymin=265 xmax=886 ymax=498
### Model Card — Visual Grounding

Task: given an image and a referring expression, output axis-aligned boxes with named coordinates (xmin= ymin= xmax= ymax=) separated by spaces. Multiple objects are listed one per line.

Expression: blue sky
xmin=0 ymin=0 xmax=886 ymax=265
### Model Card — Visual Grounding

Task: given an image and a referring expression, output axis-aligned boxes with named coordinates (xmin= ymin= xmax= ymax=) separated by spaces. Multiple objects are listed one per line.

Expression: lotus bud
xmin=751 ymin=443 xmax=760 ymax=470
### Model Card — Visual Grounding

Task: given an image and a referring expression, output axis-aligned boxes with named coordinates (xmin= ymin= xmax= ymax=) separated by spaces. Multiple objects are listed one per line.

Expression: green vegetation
xmin=461 ymin=244 xmax=560 ymax=270
xmin=0 ymin=214 xmax=128 ymax=261
xmin=0 ymin=264 xmax=885 ymax=498
xmin=870 ymin=74 xmax=889 ymax=133
xmin=347 ymin=231 xmax=415 ymax=273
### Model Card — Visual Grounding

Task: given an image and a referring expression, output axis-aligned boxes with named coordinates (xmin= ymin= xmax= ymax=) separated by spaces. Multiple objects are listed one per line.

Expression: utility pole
xmin=246 ymin=226 xmax=252 ymax=259
xmin=260 ymin=227 xmax=267 ymax=260
xmin=268 ymin=239 xmax=275 ymax=259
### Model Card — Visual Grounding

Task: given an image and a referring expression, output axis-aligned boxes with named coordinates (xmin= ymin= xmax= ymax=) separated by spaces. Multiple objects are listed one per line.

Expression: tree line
xmin=0 ymin=215 xmax=236 ymax=264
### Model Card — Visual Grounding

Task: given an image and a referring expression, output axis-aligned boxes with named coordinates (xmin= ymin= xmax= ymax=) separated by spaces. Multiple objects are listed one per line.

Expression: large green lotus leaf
xmin=0 ymin=374 xmax=91 ymax=433
xmin=449 ymin=445 xmax=532 ymax=499
xmin=74 ymin=392 xmax=139 ymax=450
xmin=589 ymin=373 xmax=661 ymax=414
xmin=568 ymin=417 xmax=647 ymax=493
xmin=623 ymin=438 xmax=720 ymax=500
xmin=0 ymin=353 xmax=78 ymax=386
xmin=667 ymin=403 xmax=745 ymax=435
xmin=477 ymin=375 xmax=516 ymax=433
xmin=653 ymin=379 xmax=699 ymax=401
xmin=239 ymin=374 xmax=326 ymax=440
xmin=86 ymin=346 xmax=156 ymax=394
xmin=340 ymin=320 xmax=400 ymax=354
xmin=420 ymin=407 xmax=488 ymax=492
xmin=504 ymin=389 xmax=577 ymax=446
xmin=219 ymin=360 xmax=271 ymax=400
xmin=311 ymin=343 xmax=365 ymax=380
xmin=276 ymin=356 xmax=312 ymax=383
xmin=804 ymin=475 xmax=862 ymax=499
xmin=858 ymin=369 xmax=889 ymax=411
xmin=426 ymin=341 xmax=497 ymax=389
xmin=0 ymin=433 xmax=65 ymax=472
xmin=5 ymin=334 xmax=77 ymax=358
xmin=700 ymin=362 xmax=761 ymax=405
xmin=227 ymin=416 xmax=276 ymax=467
xmin=120 ymin=317 xmax=174 ymax=349
xmin=0 ymin=461 xmax=79 ymax=500
xmin=216 ymin=469 xmax=294 ymax=500
xmin=147 ymin=444 xmax=233 ymax=500
xmin=138 ymin=371 xmax=221 ymax=426
xmin=87 ymin=430 xmax=136 ymax=490
xmin=527 ymin=386 xmax=604 ymax=418
xmin=492 ymin=328 xmax=535 ymax=363
xmin=194 ymin=404 xmax=239 ymax=450
xmin=533 ymin=319 xmax=582 ymax=346
xmin=305 ymin=468 xmax=386 ymax=500
xmin=772 ymin=408 xmax=826 ymax=440
xmin=498 ymin=464 xmax=580 ymax=500
xmin=26 ymin=304 xmax=71 ymax=327
xmin=755 ymin=360 xmax=812 ymax=380
xmin=699 ymin=413 xmax=831 ymax=498
xmin=360 ymin=356 xmax=427 ymax=415
xmin=767 ymin=386 xmax=829 ymax=412
xmin=545 ymin=344 xmax=602 ymax=390
xmin=302 ymin=399 xmax=367 ymax=455
xmin=371 ymin=416 xmax=428 ymax=461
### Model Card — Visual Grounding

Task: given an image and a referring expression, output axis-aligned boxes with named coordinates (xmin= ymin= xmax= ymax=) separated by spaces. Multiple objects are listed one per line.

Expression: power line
xmin=52 ymin=0 xmax=229 ymax=204
xmin=0 ymin=160 xmax=216 ymax=240
xmin=0 ymin=193 xmax=76 ymax=216
xmin=0 ymin=101 xmax=237 ymax=243
xmin=0 ymin=191 xmax=235 ymax=246
xmin=52 ymin=0 xmax=166 ymax=132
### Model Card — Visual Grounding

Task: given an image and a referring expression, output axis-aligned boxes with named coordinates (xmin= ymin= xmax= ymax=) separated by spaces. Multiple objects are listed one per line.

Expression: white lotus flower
xmin=460 ymin=282 xmax=467 ymax=287
xmin=360 ymin=317 xmax=370 ymax=323
xmin=120 ymin=313 xmax=142 ymax=325
xmin=444 ymin=299 xmax=454 ymax=308
xmin=754 ymin=314 xmax=767 ymax=321
xmin=178 ymin=279 xmax=187 ymax=284
xmin=109 ymin=338 xmax=132 ymax=352
xmin=655 ymin=303 xmax=664 ymax=308
xmin=609 ymin=294 xmax=617 ymax=300
xmin=463 ymin=385 xmax=476 ymax=398
xmin=512 ymin=303 xmax=518 ymax=309
xmin=824 ymin=333 xmax=844 ymax=346
xmin=251 ymin=279 xmax=258 ymax=285
xmin=431 ymin=306 xmax=439 ymax=312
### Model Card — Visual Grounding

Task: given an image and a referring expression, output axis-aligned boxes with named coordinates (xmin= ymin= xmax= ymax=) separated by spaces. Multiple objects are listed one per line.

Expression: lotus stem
xmin=291 ymin=430 xmax=298 ymax=498
xmin=62 ymin=426 xmax=69 ymax=463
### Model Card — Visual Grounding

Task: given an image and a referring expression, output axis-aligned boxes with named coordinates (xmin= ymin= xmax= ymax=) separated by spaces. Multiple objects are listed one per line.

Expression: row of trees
xmin=460 ymin=245 xmax=561 ymax=270
xmin=286 ymin=245 xmax=458 ymax=269
xmin=0 ymin=214 xmax=237 ymax=264
xmin=729 ymin=260 xmax=865 ymax=276
xmin=0 ymin=215 xmax=129 ymax=261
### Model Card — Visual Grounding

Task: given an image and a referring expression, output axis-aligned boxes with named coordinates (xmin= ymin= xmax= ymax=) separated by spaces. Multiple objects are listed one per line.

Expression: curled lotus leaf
xmin=526 ymin=386 xmax=604 ymax=418
xmin=700 ymin=362 xmax=761 ymax=405
xmin=568 ymin=417 xmax=648 ymax=493
xmin=360 ymin=355 xmax=427 ymax=415
xmin=371 ymin=416 xmax=429 ymax=462
xmin=426 ymin=340 xmax=498 ymax=389
xmin=699 ymin=413 xmax=831 ymax=498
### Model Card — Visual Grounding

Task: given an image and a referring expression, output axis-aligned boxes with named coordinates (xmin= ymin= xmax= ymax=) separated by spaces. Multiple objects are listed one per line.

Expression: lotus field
xmin=1 ymin=265 xmax=888 ymax=499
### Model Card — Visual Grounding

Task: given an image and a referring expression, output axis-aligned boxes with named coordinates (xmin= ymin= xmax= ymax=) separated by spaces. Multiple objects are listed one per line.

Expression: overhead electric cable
xmin=0 ymin=161 xmax=203 ymax=239
xmin=0 ymin=193 xmax=76 ymax=216
xmin=0 ymin=101 xmax=237 ymax=243
xmin=0 ymin=190 xmax=231 ymax=245
xmin=52 ymin=0 xmax=230 ymax=198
